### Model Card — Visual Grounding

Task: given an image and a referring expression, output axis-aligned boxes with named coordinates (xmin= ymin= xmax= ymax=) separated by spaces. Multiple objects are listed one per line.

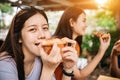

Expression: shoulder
xmin=0 ymin=55 xmax=18 ymax=80
xmin=0 ymin=55 xmax=17 ymax=74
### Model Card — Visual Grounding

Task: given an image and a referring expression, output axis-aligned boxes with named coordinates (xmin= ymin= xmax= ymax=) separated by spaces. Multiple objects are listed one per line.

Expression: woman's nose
xmin=38 ymin=30 xmax=45 ymax=39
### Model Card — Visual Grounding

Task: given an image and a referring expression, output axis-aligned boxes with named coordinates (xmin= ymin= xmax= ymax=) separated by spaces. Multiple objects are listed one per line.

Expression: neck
xmin=23 ymin=49 xmax=36 ymax=64
xmin=24 ymin=56 xmax=35 ymax=76
xmin=24 ymin=54 xmax=35 ymax=66
xmin=72 ymin=33 xmax=78 ymax=40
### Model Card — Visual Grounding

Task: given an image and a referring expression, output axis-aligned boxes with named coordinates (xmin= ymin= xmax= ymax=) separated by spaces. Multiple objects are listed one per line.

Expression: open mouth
xmin=35 ymin=43 xmax=40 ymax=46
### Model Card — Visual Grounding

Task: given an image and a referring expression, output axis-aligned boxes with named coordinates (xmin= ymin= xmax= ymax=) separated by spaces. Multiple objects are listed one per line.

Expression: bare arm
xmin=40 ymin=66 xmax=55 ymax=80
xmin=39 ymin=43 xmax=62 ymax=80
xmin=73 ymin=33 xmax=111 ymax=80
xmin=62 ymin=40 xmax=78 ymax=80
xmin=62 ymin=69 xmax=73 ymax=80
xmin=110 ymin=40 xmax=120 ymax=78
xmin=73 ymin=49 xmax=106 ymax=80
xmin=110 ymin=51 xmax=120 ymax=77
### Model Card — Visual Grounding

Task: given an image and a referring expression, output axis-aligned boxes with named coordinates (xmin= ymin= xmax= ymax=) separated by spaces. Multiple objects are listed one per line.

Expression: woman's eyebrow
xmin=26 ymin=25 xmax=37 ymax=28
xmin=24 ymin=23 xmax=49 ymax=28
xmin=42 ymin=23 xmax=49 ymax=26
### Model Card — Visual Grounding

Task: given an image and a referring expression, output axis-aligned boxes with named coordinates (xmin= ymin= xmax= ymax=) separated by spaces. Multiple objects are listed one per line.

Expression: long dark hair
xmin=53 ymin=6 xmax=85 ymax=39
xmin=53 ymin=6 xmax=85 ymax=53
xmin=0 ymin=6 xmax=48 ymax=80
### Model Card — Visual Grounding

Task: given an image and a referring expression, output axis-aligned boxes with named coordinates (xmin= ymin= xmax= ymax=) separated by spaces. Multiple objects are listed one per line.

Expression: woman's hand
xmin=39 ymin=43 xmax=62 ymax=71
xmin=112 ymin=40 xmax=120 ymax=56
xmin=99 ymin=33 xmax=111 ymax=53
xmin=62 ymin=40 xmax=78 ymax=71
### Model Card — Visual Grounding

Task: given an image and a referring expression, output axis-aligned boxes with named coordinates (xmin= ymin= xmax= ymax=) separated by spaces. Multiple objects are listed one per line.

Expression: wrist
xmin=112 ymin=50 xmax=119 ymax=56
xmin=99 ymin=47 xmax=106 ymax=53
xmin=42 ymin=66 xmax=54 ymax=74
xmin=62 ymin=68 xmax=74 ymax=77
xmin=41 ymin=66 xmax=54 ymax=80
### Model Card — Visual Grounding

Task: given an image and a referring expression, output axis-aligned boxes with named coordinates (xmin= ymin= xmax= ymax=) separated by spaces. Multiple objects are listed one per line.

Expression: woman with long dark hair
xmin=53 ymin=6 xmax=111 ymax=80
xmin=0 ymin=6 xmax=76 ymax=80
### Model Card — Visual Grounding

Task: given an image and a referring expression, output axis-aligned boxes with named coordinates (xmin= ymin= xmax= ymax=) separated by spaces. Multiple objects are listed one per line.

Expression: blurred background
xmin=0 ymin=0 xmax=120 ymax=79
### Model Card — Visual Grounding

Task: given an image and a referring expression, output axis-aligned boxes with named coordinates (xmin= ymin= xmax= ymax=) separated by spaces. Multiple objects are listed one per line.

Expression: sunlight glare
xmin=9 ymin=0 xmax=18 ymax=2
xmin=96 ymin=0 xmax=108 ymax=8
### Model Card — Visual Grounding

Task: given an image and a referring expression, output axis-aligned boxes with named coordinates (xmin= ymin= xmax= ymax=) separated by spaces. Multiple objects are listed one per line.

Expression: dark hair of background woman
xmin=53 ymin=6 xmax=85 ymax=54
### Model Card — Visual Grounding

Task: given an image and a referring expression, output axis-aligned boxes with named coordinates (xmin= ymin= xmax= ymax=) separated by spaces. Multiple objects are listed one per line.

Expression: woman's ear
xmin=69 ymin=18 xmax=74 ymax=27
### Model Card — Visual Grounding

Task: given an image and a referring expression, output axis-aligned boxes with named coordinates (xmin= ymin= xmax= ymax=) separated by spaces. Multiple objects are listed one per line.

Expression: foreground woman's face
xmin=20 ymin=13 xmax=51 ymax=56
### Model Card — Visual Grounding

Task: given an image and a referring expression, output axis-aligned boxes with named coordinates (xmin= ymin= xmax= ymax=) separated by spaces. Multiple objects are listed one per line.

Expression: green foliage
xmin=82 ymin=30 xmax=120 ymax=66
xmin=0 ymin=3 xmax=14 ymax=28
xmin=82 ymin=10 xmax=117 ymax=64
xmin=101 ymin=30 xmax=120 ymax=62
xmin=82 ymin=34 xmax=100 ymax=55
xmin=94 ymin=10 xmax=116 ymax=31
xmin=0 ymin=3 xmax=13 ymax=14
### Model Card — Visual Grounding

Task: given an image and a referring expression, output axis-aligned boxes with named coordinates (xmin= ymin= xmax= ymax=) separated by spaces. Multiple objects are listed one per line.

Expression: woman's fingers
xmin=62 ymin=47 xmax=78 ymax=69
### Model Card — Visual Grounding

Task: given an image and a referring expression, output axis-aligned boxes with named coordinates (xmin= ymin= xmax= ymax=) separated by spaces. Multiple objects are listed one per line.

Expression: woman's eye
xmin=43 ymin=27 xmax=49 ymax=31
xmin=29 ymin=28 xmax=37 ymax=32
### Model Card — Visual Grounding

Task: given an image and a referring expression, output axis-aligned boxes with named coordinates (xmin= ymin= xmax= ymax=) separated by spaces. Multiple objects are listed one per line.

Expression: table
xmin=97 ymin=75 xmax=120 ymax=80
